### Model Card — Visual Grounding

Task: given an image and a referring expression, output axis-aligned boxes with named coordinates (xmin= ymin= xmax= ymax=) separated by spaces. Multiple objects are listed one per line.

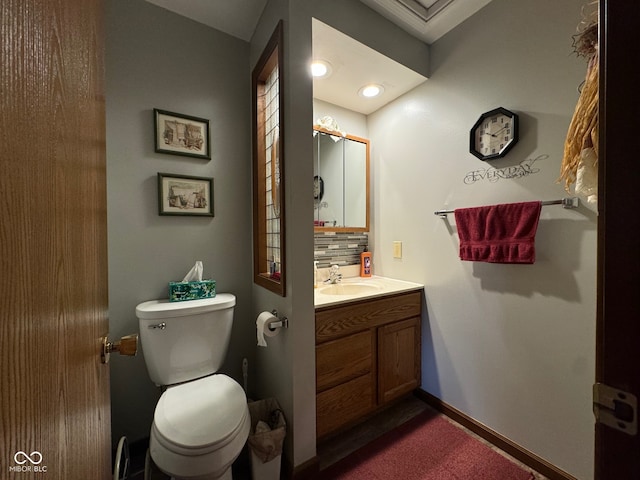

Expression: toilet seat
xmin=153 ymin=374 xmax=248 ymax=456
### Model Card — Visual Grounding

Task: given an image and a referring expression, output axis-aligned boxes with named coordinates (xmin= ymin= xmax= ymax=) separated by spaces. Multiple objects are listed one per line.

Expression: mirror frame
xmin=252 ymin=22 xmax=285 ymax=296
xmin=313 ymin=126 xmax=370 ymax=232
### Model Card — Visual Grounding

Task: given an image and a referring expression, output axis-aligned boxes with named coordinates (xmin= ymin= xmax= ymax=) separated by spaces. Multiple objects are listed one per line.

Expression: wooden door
xmin=0 ymin=0 xmax=111 ymax=479
xmin=595 ymin=1 xmax=640 ymax=478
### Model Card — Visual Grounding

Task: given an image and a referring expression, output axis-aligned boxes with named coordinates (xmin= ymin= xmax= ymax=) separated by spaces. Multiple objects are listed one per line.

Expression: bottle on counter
xmin=360 ymin=247 xmax=372 ymax=277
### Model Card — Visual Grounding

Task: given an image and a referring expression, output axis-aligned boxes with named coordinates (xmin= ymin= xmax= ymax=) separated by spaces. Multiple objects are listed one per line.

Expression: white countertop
xmin=314 ymin=275 xmax=424 ymax=308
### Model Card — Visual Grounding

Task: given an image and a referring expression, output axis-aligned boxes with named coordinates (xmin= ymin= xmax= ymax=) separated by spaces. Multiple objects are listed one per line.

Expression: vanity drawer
xmin=316 ymin=330 xmax=373 ymax=393
xmin=316 ymin=373 xmax=374 ymax=439
xmin=316 ymin=291 xmax=421 ymax=344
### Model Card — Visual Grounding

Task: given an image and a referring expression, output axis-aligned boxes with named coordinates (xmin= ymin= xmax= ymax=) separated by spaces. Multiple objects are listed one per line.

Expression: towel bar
xmin=434 ymin=197 xmax=579 ymax=218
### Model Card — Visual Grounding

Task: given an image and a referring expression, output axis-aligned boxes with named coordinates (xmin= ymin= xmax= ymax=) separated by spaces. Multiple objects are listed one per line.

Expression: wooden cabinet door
xmin=377 ymin=317 xmax=421 ymax=404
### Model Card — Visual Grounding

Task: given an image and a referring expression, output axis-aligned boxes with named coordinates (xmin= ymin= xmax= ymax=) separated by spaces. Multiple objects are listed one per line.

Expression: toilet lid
xmin=154 ymin=374 xmax=247 ymax=451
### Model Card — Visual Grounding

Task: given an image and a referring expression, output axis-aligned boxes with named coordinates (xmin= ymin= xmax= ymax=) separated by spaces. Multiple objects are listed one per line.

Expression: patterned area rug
xmin=322 ymin=410 xmax=535 ymax=480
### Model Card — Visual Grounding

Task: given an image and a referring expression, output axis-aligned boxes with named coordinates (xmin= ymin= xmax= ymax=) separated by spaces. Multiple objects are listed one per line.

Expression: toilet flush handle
xmin=101 ymin=334 xmax=138 ymax=364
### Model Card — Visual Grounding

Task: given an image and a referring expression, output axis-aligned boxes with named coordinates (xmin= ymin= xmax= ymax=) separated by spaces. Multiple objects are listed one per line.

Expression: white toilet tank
xmin=136 ymin=293 xmax=236 ymax=386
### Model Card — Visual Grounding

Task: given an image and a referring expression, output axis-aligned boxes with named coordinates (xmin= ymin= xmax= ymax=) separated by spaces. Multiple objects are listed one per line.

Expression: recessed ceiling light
xmin=359 ymin=84 xmax=385 ymax=98
xmin=311 ymin=60 xmax=332 ymax=78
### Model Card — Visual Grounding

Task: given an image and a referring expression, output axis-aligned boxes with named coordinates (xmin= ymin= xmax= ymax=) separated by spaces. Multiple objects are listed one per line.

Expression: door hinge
xmin=593 ymin=383 xmax=637 ymax=435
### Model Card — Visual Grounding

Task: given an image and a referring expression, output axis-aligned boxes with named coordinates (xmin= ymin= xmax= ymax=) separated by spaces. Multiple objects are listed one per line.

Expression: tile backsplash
xmin=314 ymin=232 xmax=368 ymax=268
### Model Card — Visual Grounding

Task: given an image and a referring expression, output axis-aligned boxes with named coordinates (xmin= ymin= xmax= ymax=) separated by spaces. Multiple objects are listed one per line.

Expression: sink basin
xmin=315 ymin=275 xmax=424 ymax=307
xmin=318 ymin=283 xmax=382 ymax=296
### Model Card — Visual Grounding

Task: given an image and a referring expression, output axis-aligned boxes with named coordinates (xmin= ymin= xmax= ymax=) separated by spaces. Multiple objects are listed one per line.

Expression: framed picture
xmin=154 ymin=108 xmax=211 ymax=159
xmin=157 ymin=173 xmax=214 ymax=216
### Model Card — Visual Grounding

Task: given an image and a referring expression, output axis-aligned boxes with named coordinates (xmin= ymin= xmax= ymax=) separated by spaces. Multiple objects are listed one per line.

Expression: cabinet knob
xmin=101 ymin=334 xmax=138 ymax=364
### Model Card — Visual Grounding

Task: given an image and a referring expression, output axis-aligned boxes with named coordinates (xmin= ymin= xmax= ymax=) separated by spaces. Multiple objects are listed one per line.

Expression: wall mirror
xmin=313 ymin=127 xmax=370 ymax=232
xmin=252 ymin=21 xmax=285 ymax=296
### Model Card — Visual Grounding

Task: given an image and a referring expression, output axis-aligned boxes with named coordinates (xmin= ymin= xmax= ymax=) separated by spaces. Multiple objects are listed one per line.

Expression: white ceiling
xmin=144 ymin=0 xmax=491 ymax=115
xmin=311 ymin=19 xmax=427 ymax=115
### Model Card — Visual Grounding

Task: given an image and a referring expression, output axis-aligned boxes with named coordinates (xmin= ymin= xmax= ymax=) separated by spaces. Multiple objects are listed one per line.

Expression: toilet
xmin=136 ymin=293 xmax=250 ymax=480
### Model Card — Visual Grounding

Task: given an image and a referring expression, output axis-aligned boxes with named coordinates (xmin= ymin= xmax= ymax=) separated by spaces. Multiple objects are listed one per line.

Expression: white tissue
xmin=255 ymin=420 xmax=271 ymax=434
xmin=256 ymin=311 xmax=279 ymax=347
xmin=182 ymin=261 xmax=203 ymax=282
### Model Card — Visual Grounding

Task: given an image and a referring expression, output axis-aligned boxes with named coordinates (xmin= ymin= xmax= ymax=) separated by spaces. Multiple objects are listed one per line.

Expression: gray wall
xmin=247 ymin=0 xmax=430 ymax=466
xmin=369 ymin=1 xmax=595 ymax=478
xmin=106 ymin=0 xmax=253 ymax=444
xmin=248 ymin=0 xmax=318 ymax=466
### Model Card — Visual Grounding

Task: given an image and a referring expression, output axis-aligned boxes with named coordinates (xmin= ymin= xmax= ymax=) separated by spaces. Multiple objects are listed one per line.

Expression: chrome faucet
xmin=325 ymin=265 xmax=342 ymax=284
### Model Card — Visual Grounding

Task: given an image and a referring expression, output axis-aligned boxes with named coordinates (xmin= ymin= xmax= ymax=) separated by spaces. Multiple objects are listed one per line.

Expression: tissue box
xmin=168 ymin=280 xmax=216 ymax=302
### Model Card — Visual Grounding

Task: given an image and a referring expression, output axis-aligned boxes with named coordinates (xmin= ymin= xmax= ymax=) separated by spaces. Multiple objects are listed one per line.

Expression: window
xmin=252 ymin=21 xmax=285 ymax=296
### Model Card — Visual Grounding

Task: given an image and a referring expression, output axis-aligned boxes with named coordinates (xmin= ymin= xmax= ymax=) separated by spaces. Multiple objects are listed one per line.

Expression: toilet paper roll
xmin=256 ymin=311 xmax=279 ymax=347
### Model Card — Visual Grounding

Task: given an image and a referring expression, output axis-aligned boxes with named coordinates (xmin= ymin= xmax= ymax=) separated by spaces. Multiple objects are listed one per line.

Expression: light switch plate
xmin=393 ymin=241 xmax=402 ymax=259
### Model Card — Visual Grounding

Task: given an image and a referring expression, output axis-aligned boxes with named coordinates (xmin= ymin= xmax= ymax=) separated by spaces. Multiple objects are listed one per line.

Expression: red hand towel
xmin=454 ymin=201 xmax=542 ymax=264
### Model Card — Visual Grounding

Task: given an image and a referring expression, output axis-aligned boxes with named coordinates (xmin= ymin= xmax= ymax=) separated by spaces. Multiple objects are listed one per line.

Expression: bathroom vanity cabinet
xmin=315 ymin=290 xmax=422 ymax=439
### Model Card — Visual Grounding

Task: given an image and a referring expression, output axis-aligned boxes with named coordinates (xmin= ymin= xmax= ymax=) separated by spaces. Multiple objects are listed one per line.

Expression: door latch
xmin=593 ymin=383 xmax=637 ymax=435
xmin=101 ymin=334 xmax=139 ymax=364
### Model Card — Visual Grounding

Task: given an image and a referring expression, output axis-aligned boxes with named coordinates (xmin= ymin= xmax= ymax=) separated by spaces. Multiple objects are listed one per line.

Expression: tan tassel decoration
xmin=558 ymin=4 xmax=599 ymax=202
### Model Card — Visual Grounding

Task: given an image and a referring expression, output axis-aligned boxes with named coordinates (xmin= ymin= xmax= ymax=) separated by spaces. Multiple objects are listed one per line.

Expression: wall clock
xmin=469 ymin=107 xmax=519 ymax=161
xmin=313 ymin=175 xmax=324 ymax=201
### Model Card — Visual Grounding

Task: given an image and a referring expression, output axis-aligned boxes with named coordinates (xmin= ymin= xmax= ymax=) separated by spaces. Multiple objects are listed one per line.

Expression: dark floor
xmin=126 ymin=396 xmax=425 ymax=480
xmin=316 ymin=395 xmax=431 ymax=471
xmin=125 ymin=395 xmax=547 ymax=480
xmin=126 ymin=434 xmax=261 ymax=479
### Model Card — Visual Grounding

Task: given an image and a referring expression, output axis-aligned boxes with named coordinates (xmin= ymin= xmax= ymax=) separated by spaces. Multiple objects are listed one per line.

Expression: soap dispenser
xmin=314 ymin=261 xmax=319 ymax=288
xmin=360 ymin=247 xmax=372 ymax=277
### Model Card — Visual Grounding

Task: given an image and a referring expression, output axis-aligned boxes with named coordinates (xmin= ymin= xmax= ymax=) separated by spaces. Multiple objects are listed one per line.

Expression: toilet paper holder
xmin=268 ymin=310 xmax=288 ymax=331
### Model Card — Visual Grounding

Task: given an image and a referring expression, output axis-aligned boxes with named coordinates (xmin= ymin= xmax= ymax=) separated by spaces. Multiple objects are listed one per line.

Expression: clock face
xmin=470 ymin=108 xmax=519 ymax=160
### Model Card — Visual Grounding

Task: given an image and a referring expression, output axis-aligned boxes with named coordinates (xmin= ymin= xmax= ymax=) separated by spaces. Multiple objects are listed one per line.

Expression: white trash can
xmin=247 ymin=398 xmax=286 ymax=480
xmin=250 ymin=449 xmax=282 ymax=480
